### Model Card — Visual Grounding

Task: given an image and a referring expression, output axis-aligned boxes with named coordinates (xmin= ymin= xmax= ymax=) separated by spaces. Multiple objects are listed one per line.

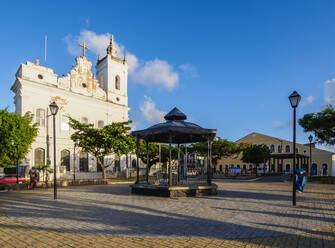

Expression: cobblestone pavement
xmin=1 ymin=181 xmax=335 ymax=247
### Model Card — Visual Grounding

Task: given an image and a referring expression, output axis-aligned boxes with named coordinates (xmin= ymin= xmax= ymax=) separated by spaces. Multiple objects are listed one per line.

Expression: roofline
xmin=236 ymin=132 xmax=335 ymax=155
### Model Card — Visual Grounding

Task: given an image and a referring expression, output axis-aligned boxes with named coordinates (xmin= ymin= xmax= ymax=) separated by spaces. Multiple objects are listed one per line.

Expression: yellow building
xmin=216 ymin=132 xmax=335 ymax=176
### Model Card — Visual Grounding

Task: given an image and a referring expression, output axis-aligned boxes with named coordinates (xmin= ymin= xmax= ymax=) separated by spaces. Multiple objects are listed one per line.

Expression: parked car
xmin=0 ymin=174 xmax=26 ymax=184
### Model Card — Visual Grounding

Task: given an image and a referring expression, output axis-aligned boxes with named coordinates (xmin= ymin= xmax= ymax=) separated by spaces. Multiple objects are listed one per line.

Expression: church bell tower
xmin=96 ymin=35 xmax=128 ymax=106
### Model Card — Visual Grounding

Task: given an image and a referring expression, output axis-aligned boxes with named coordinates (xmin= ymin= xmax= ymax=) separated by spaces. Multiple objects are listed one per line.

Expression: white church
xmin=10 ymin=35 xmax=139 ymax=179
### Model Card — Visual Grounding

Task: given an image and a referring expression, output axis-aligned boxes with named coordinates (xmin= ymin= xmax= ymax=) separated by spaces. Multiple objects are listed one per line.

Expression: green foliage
xmin=189 ymin=138 xmax=242 ymax=164
xmin=137 ymin=141 xmax=183 ymax=169
xmin=69 ymin=117 xmax=135 ymax=178
xmin=0 ymin=109 xmax=38 ymax=167
xmin=35 ymin=163 xmax=52 ymax=174
xmin=299 ymin=105 xmax=335 ymax=145
xmin=241 ymin=144 xmax=271 ymax=165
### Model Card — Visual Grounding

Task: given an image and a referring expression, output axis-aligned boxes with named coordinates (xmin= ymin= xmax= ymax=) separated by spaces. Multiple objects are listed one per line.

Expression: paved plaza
xmin=1 ymin=180 xmax=335 ymax=247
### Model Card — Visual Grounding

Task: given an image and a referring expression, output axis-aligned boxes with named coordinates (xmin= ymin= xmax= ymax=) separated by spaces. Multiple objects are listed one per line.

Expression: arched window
xmin=237 ymin=164 xmax=240 ymax=168
xmin=115 ymin=159 xmax=121 ymax=172
xmin=219 ymin=165 xmax=223 ymax=172
xmin=278 ymin=145 xmax=282 ymax=153
xmin=311 ymin=163 xmax=318 ymax=176
xmin=270 ymin=144 xmax=275 ymax=153
xmin=322 ymin=163 xmax=328 ymax=176
xmin=97 ymin=157 xmax=103 ymax=172
xmin=81 ymin=117 xmax=88 ymax=124
xmin=34 ymin=148 xmax=45 ymax=167
xmin=98 ymin=120 xmax=104 ymax=129
xmin=296 ymin=148 xmax=299 ymax=153
xmin=36 ymin=108 xmax=45 ymax=127
xmin=79 ymin=152 xmax=89 ymax=172
xmin=225 ymin=165 xmax=229 ymax=170
xmin=243 ymin=164 xmax=246 ymax=170
xmin=249 ymin=164 xmax=253 ymax=169
xmin=285 ymin=145 xmax=290 ymax=153
xmin=115 ymin=75 xmax=120 ymax=90
xmin=132 ymin=159 xmax=137 ymax=169
xmin=61 ymin=150 xmax=70 ymax=171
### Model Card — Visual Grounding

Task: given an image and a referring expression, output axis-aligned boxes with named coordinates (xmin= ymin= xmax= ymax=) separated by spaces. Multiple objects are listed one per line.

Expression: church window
xmin=132 ymin=159 xmax=137 ymax=169
xmin=98 ymin=120 xmax=104 ymax=129
xmin=115 ymin=75 xmax=120 ymax=90
xmin=34 ymin=148 xmax=45 ymax=167
xmin=82 ymin=83 xmax=87 ymax=88
xmin=81 ymin=117 xmax=88 ymax=124
xmin=36 ymin=108 xmax=45 ymax=127
xmin=61 ymin=113 xmax=69 ymax=131
xmin=116 ymin=97 xmax=120 ymax=102
xmin=79 ymin=152 xmax=89 ymax=172
xmin=38 ymin=74 xmax=43 ymax=80
xmin=61 ymin=149 xmax=70 ymax=171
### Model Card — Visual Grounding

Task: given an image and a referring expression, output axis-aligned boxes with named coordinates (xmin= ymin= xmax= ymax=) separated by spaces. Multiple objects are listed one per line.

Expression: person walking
xmin=45 ymin=172 xmax=49 ymax=188
xmin=29 ymin=167 xmax=36 ymax=189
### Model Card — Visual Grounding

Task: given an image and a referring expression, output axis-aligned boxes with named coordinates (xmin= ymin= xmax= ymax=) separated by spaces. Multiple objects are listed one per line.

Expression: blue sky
xmin=1 ymin=0 xmax=335 ymax=150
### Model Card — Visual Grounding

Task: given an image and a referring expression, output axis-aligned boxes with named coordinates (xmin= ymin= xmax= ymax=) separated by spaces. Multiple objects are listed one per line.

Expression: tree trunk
xmin=97 ymin=158 xmax=106 ymax=179
xmin=256 ymin=164 xmax=258 ymax=176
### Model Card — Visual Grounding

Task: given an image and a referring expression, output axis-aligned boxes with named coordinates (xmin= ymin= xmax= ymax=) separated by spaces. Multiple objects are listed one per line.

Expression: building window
xmin=237 ymin=164 xmax=240 ymax=168
xmin=98 ymin=120 xmax=104 ymax=129
xmin=285 ymin=164 xmax=290 ymax=172
xmin=36 ymin=108 xmax=45 ymax=127
xmin=114 ymin=159 xmax=121 ymax=172
xmin=61 ymin=113 xmax=70 ymax=131
xmin=296 ymin=148 xmax=299 ymax=153
xmin=322 ymin=163 xmax=328 ymax=176
xmin=311 ymin=163 xmax=318 ymax=176
xmin=285 ymin=145 xmax=290 ymax=153
xmin=219 ymin=165 xmax=223 ymax=172
xmin=34 ymin=148 xmax=45 ymax=167
xmin=132 ymin=159 xmax=137 ymax=169
xmin=115 ymin=75 xmax=120 ymax=90
xmin=79 ymin=152 xmax=89 ymax=172
xmin=270 ymin=144 xmax=275 ymax=153
xmin=61 ymin=150 xmax=70 ymax=171
xmin=278 ymin=145 xmax=282 ymax=153
xmin=81 ymin=117 xmax=88 ymax=125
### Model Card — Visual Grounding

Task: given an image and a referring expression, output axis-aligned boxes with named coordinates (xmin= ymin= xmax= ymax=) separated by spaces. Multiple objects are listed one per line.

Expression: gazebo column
xmin=185 ymin=145 xmax=188 ymax=181
xmin=146 ymin=140 xmax=149 ymax=183
xmin=136 ymin=138 xmax=140 ymax=184
xmin=169 ymin=133 xmax=172 ymax=187
xmin=207 ymin=136 xmax=212 ymax=185
xmin=177 ymin=144 xmax=181 ymax=183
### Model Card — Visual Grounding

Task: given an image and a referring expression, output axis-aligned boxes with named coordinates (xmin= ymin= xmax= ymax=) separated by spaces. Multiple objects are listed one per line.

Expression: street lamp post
xmin=49 ymin=101 xmax=59 ymax=200
xmin=289 ymin=91 xmax=301 ymax=206
xmin=308 ymin=135 xmax=313 ymax=179
xmin=10 ymin=140 xmax=19 ymax=184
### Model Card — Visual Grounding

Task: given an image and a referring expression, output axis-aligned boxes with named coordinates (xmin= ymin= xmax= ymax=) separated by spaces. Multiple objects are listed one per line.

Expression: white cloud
xmin=179 ymin=63 xmax=199 ymax=78
xmin=133 ymin=59 xmax=179 ymax=91
xmin=325 ymin=79 xmax=335 ymax=105
xmin=273 ymin=121 xmax=284 ymax=129
xmin=300 ymin=95 xmax=315 ymax=106
xmin=64 ymin=30 xmax=180 ymax=91
xmin=139 ymin=96 xmax=166 ymax=123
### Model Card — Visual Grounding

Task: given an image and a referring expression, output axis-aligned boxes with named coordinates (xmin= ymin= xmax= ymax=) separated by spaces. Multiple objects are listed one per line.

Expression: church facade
xmin=11 ymin=36 xmax=138 ymax=179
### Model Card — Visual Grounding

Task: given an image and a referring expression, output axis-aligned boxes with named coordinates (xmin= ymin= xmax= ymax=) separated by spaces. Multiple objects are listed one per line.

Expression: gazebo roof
xmin=132 ymin=107 xmax=216 ymax=144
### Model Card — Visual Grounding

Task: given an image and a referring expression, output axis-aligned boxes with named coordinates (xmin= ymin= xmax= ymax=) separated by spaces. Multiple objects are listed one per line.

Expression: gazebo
xmin=131 ymin=107 xmax=217 ymax=197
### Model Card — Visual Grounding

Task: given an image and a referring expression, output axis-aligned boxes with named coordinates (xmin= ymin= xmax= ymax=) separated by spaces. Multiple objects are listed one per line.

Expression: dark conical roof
xmin=164 ymin=107 xmax=187 ymax=121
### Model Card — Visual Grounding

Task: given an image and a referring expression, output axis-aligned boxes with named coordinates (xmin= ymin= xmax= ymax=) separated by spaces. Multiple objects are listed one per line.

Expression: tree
xmin=0 ymin=109 xmax=38 ymax=168
xmin=69 ymin=117 xmax=135 ymax=179
xmin=299 ymin=105 xmax=335 ymax=145
xmin=137 ymin=142 xmax=183 ymax=174
xmin=241 ymin=144 xmax=271 ymax=176
xmin=190 ymin=138 xmax=243 ymax=168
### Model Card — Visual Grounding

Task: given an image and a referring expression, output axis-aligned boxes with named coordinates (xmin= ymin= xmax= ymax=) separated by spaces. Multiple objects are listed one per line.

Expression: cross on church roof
xmin=79 ymin=41 xmax=89 ymax=57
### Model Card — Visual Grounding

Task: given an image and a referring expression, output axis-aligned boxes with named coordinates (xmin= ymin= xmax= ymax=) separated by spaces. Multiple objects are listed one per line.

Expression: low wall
xmin=130 ymin=184 xmax=218 ymax=198
xmin=0 ymin=179 xmax=108 ymax=191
